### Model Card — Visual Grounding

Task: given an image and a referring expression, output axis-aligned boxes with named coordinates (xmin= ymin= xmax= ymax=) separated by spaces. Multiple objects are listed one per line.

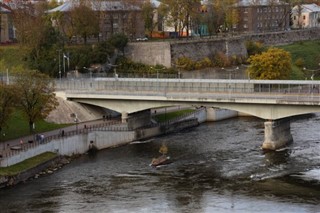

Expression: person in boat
xmin=150 ymin=144 xmax=170 ymax=167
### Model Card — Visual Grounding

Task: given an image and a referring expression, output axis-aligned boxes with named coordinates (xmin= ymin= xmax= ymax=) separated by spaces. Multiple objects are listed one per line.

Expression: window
xmin=303 ymin=15 xmax=306 ymax=20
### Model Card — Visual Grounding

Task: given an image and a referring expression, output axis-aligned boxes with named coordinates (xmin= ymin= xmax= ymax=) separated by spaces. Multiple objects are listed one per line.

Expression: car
xmin=136 ymin=37 xmax=148 ymax=41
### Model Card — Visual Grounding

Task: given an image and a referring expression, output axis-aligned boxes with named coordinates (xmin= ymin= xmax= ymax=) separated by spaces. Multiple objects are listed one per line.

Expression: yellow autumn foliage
xmin=247 ymin=47 xmax=292 ymax=80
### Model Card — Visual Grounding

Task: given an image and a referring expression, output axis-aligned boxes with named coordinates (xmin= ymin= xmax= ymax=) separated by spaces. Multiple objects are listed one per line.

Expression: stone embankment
xmin=0 ymin=155 xmax=71 ymax=189
xmin=125 ymin=29 xmax=320 ymax=67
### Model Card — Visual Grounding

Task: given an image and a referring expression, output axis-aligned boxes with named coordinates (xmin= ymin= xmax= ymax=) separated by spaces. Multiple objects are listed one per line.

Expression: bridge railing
xmin=0 ymin=119 xmax=124 ymax=160
xmin=56 ymin=78 xmax=320 ymax=102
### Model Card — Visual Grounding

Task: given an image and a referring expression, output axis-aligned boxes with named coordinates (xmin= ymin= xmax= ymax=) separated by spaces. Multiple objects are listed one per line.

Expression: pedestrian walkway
xmin=0 ymin=118 xmax=121 ymax=159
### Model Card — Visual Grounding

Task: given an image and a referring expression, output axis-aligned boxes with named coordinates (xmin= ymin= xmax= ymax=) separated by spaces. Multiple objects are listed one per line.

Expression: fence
xmin=0 ymin=119 xmax=125 ymax=160
xmin=57 ymin=78 xmax=320 ymax=103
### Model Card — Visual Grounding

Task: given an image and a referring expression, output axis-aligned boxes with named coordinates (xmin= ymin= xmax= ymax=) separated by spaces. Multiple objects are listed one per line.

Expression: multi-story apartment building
xmin=232 ymin=0 xmax=290 ymax=33
xmin=292 ymin=3 xmax=320 ymax=29
xmin=48 ymin=0 xmax=145 ymax=41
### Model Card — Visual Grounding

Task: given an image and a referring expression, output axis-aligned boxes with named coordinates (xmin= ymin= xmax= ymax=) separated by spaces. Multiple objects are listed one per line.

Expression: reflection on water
xmin=0 ymin=116 xmax=319 ymax=212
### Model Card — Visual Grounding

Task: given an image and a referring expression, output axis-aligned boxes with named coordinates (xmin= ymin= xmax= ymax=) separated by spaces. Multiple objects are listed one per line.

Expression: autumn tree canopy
xmin=13 ymin=70 xmax=58 ymax=133
xmin=160 ymin=0 xmax=201 ymax=36
xmin=69 ymin=2 xmax=99 ymax=44
xmin=0 ymin=83 xmax=16 ymax=138
xmin=247 ymin=47 xmax=292 ymax=80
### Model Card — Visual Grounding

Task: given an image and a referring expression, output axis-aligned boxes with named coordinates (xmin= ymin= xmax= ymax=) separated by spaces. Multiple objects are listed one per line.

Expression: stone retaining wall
xmin=125 ymin=29 xmax=320 ymax=67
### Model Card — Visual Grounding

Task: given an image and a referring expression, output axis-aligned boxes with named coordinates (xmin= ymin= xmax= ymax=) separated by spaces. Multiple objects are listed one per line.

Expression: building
xmin=47 ymin=0 xmax=145 ymax=41
xmin=0 ymin=3 xmax=14 ymax=43
xmin=292 ymin=3 xmax=320 ymax=29
xmin=232 ymin=0 xmax=290 ymax=33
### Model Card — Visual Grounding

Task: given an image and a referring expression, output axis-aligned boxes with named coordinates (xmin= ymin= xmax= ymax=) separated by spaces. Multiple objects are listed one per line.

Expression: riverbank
xmin=0 ymin=117 xmax=200 ymax=189
xmin=0 ymin=152 xmax=72 ymax=189
xmin=0 ymin=107 xmax=238 ymax=189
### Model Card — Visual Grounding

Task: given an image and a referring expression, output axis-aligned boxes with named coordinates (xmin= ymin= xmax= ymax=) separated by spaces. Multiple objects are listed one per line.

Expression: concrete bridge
xmin=56 ymin=78 xmax=320 ymax=150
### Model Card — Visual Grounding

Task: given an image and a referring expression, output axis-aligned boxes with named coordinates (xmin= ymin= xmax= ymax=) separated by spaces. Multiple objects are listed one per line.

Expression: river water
xmin=0 ymin=115 xmax=320 ymax=213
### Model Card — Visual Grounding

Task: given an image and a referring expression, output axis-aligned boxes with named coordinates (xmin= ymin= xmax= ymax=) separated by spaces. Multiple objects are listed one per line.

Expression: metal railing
xmin=56 ymin=78 xmax=320 ymax=103
xmin=0 ymin=119 xmax=125 ymax=159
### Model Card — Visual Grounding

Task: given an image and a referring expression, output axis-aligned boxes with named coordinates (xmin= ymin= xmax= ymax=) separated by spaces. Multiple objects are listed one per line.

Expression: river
xmin=0 ymin=115 xmax=319 ymax=213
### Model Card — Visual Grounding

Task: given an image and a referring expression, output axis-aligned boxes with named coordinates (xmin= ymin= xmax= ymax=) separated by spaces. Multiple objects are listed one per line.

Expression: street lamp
xmin=303 ymin=65 xmax=320 ymax=80
xmin=63 ymin=53 xmax=70 ymax=78
xmin=70 ymin=113 xmax=79 ymax=132
xmin=108 ymin=64 xmax=118 ymax=78
xmin=234 ymin=66 xmax=239 ymax=79
xmin=222 ymin=66 xmax=239 ymax=79
xmin=83 ymin=67 xmax=92 ymax=80
xmin=150 ymin=66 xmax=165 ymax=79
xmin=57 ymin=49 xmax=62 ymax=80
xmin=173 ymin=64 xmax=186 ymax=79
xmin=5 ymin=68 xmax=9 ymax=85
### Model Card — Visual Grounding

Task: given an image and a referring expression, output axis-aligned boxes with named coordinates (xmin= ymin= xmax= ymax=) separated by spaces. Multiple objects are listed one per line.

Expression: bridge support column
xmin=263 ymin=118 xmax=293 ymax=150
xmin=121 ymin=112 xmax=128 ymax=123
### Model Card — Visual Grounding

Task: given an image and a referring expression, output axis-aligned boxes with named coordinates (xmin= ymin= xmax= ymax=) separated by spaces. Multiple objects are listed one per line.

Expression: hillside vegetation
xmin=279 ymin=40 xmax=320 ymax=70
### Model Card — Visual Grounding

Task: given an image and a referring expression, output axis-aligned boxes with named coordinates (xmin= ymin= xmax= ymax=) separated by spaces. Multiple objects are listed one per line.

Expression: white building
xmin=292 ymin=3 xmax=320 ymax=29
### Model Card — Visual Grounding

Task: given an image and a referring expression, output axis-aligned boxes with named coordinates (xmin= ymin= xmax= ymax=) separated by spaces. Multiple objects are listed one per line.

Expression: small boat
xmin=150 ymin=155 xmax=171 ymax=167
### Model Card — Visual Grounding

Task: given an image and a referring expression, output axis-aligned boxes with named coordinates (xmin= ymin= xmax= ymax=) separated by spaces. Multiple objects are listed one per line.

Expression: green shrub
xmin=294 ymin=58 xmax=305 ymax=68
xmin=246 ymin=41 xmax=266 ymax=56
xmin=176 ymin=57 xmax=195 ymax=71
xmin=212 ymin=51 xmax=230 ymax=67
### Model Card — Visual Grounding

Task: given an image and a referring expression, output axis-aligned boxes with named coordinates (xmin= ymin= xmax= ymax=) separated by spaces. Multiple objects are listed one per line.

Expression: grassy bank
xmin=278 ymin=40 xmax=320 ymax=80
xmin=1 ymin=110 xmax=69 ymax=141
xmin=154 ymin=109 xmax=195 ymax=123
xmin=279 ymin=40 xmax=320 ymax=70
xmin=0 ymin=45 xmax=27 ymax=69
xmin=0 ymin=152 xmax=57 ymax=176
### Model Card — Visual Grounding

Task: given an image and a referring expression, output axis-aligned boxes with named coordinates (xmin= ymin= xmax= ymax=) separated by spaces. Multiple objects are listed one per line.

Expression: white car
xmin=136 ymin=37 xmax=148 ymax=41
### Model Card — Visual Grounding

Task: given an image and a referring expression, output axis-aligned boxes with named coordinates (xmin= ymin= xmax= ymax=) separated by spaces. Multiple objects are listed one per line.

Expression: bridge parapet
xmin=56 ymin=78 xmax=320 ymax=105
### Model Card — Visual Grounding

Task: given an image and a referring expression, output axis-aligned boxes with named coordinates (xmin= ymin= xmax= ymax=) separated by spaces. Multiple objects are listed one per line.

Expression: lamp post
xmin=63 ymin=53 xmax=70 ymax=78
xmin=303 ymin=63 xmax=320 ymax=81
xmin=150 ymin=66 xmax=165 ymax=79
xmin=74 ymin=114 xmax=79 ymax=133
xmin=70 ymin=113 xmax=79 ymax=133
xmin=173 ymin=64 xmax=186 ymax=79
xmin=57 ymin=49 xmax=62 ymax=80
xmin=83 ymin=67 xmax=92 ymax=80
xmin=108 ymin=64 xmax=118 ymax=78
xmin=234 ymin=66 xmax=239 ymax=79
xmin=303 ymin=64 xmax=320 ymax=95
xmin=150 ymin=66 xmax=165 ymax=92
xmin=5 ymin=68 xmax=9 ymax=85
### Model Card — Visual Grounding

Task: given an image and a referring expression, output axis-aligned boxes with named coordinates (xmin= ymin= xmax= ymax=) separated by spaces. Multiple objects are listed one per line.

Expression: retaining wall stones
xmin=125 ymin=29 xmax=320 ymax=67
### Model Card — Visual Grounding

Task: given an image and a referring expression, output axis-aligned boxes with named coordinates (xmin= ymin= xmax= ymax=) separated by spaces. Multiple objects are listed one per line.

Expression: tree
xmin=142 ymin=1 xmax=156 ymax=38
xmin=69 ymin=2 xmax=99 ymax=44
xmin=0 ymin=83 xmax=16 ymax=139
xmin=11 ymin=0 xmax=63 ymax=76
xmin=247 ymin=47 xmax=292 ymax=80
xmin=14 ymin=70 xmax=58 ymax=133
xmin=209 ymin=0 xmax=238 ymax=32
xmin=160 ymin=0 xmax=201 ymax=37
xmin=108 ymin=33 xmax=128 ymax=54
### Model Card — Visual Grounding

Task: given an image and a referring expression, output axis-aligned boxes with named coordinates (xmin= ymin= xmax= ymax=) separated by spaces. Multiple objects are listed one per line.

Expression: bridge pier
xmin=121 ymin=112 xmax=128 ymax=123
xmin=262 ymin=118 xmax=293 ymax=150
